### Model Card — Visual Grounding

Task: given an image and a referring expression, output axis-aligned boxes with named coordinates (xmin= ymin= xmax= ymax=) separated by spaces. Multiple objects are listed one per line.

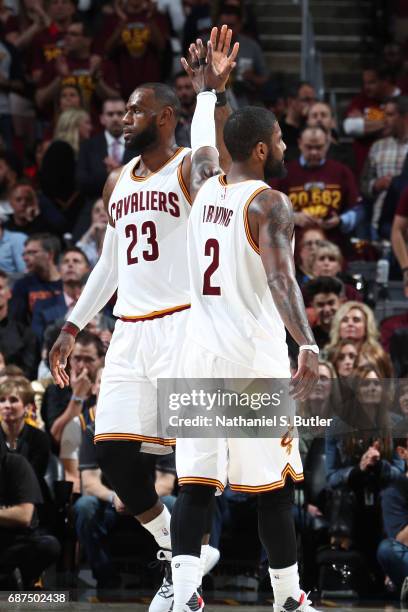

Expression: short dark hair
xmin=286 ymin=81 xmax=314 ymax=100
xmin=218 ymin=5 xmax=242 ymax=20
xmin=135 ymin=83 xmax=181 ymax=119
xmin=0 ymin=151 xmax=22 ymax=177
xmin=304 ymin=276 xmax=345 ymax=299
xmin=76 ymin=330 xmax=105 ymax=357
xmin=26 ymin=233 xmax=61 ymax=264
xmin=223 ymin=106 xmax=277 ymax=162
xmin=386 ymin=95 xmax=408 ymax=116
xmin=101 ymin=96 xmax=125 ymax=112
xmin=60 ymin=246 xmax=90 ymax=267
xmin=173 ymin=71 xmax=190 ymax=83
xmin=0 ymin=269 xmax=9 ymax=284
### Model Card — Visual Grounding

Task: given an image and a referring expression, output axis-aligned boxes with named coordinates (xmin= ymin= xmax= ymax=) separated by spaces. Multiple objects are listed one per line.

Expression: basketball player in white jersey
xmin=170 ymin=43 xmax=320 ymax=612
xmin=48 ymin=27 xmax=238 ymax=608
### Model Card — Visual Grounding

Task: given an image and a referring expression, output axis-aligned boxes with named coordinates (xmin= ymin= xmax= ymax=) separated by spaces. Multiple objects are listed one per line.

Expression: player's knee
xmin=179 ymin=483 xmax=216 ymax=505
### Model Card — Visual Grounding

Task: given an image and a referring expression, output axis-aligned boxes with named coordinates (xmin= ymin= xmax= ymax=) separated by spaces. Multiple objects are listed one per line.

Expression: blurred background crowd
xmin=1 ymin=0 xmax=408 ymax=605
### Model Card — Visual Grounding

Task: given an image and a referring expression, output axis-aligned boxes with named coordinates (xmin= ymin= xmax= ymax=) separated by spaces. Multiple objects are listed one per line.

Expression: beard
xmin=264 ymin=151 xmax=287 ymax=180
xmin=126 ymin=121 xmax=159 ymax=154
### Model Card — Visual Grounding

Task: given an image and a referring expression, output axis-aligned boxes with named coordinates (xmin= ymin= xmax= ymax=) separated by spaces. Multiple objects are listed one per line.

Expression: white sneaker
xmin=149 ymin=550 xmax=173 ymax=612
xmin=274 ymin=591 xmax=320 ymax=611
xmin=203 ymin=546 xmax=220 ymax=576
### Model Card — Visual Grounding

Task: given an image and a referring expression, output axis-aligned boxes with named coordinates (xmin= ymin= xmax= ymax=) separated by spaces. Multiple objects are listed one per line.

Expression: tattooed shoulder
xmin=252 ymin=189 xmax=294 ymax=246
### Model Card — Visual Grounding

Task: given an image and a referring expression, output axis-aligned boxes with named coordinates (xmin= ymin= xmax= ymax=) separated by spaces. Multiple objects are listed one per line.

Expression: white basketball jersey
xmin=187 ymin=174 xmax=290 ymax=374
xmin=109 ymin=147 xmax=191 ymax=319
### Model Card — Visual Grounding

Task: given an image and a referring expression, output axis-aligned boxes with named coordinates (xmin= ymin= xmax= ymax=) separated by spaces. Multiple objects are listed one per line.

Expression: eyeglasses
xmin=303 ymin=240 xmax=322 ymax=248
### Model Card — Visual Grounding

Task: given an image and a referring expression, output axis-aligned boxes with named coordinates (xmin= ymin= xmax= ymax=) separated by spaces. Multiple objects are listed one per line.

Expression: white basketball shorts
xmin=175 ymin=339 xmax=304 ymax=492
xmin=95 ymin=307 xmax=189 ymax=454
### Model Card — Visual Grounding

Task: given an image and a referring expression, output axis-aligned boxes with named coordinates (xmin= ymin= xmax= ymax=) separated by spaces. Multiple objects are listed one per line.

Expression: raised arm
xmin=181 ymin=26 xmax=239 ymax=201
xmin=49 ymin=168 xmax=122 ymax=388
xmin=249 ymin=189 xmax=319 ymax=399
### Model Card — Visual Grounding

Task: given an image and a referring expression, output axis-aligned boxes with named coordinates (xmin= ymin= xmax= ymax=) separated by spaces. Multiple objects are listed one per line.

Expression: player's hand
xmin=181 ymin=26 xmax=239 ymax=94
xmin=49 ymin=331 xmax=75 ymax=388
xmin=291 ymin=349 xmax=319 ymax=401
xmin=71 ymin=368 xmax=92 ymax=399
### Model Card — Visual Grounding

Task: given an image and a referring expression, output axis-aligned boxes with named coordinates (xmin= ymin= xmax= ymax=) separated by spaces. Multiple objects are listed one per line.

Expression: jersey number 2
xmin=203 ymin=238 xmax=221 ymax=295
xmin=126 ymin=222 xmax=159 ymax=265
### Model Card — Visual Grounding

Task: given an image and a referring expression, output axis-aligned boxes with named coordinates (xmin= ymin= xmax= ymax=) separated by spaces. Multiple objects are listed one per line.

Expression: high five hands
xmin=181 ymin=25 xmax=240 ymax=94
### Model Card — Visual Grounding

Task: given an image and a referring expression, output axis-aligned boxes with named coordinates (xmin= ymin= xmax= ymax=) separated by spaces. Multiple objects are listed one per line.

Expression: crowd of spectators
xmin=1 ymin=0 xmax=408 ymax=603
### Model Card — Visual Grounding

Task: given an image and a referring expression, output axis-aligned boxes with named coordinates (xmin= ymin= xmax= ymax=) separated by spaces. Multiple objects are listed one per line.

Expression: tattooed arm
xmin=248 ymin=188 xmax=319 ymax=399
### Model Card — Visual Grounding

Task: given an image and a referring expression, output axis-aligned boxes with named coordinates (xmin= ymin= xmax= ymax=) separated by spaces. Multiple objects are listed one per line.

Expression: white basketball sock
xmin=172 ymin=555 xmax=200 ymax=612
xmin=197 ymin=544 xmax=209 ymax=586
xmin=269 ymin=562 xmax=301 ymax=607
xmin=142 ymin=506 xmax=171 ymax=550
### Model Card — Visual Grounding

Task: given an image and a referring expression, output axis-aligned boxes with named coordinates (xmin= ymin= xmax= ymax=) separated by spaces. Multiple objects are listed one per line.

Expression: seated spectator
xmin=0 ymin=151 xmax=22 ymax=220
xmin=95 ymin=0 xmax=168 ymax=100
xmin=377 ymin=435 xmax=408 ymax=597
xmin=343 ymin=64 xmax=401 ymax=177
xmin=295 ymin=226 xmax=326 ymax=286
xmin=39 ymin=109 xmax=92 ymax=227
xmin=76 ymin=199 xmax=109 ymax=268
xmin=0 ymin=218 xmax=26 ymax=273
xmin=0 ymin=437 xmax=60 ymax=589
xmin=216 ymin=5 xmax=268 ymax=106
xmin=325 ymin=301 xmax=391 ymax=365
xmin=0 ymin=377 xmax=50 ymax=484
xmin=35 ymin=16 xmax=120 ymax=120
xmin=361 ymin=96 xmax=408 ymax=238
xmin=4 ymin=180 xmax=67 ymax=236
xmin=307 ymin=101 xmax=356 ymax=171
xmin=302 ymin=276 xmax=345 ymax=349
xmin=174 ymin=71 xmax=195 ymax=148
xmin=41 ymin=330 xmax=104 ymax=444
xmin=326 ymin=365 xmax=403 ymax=566
xmin=0 ymin=271 xmax=38 ymax=379
xmin=85 ymin=313 xmax=114 ymax=351
xmin=391 ymin=185 xmax=408 ymax=296
xmin=32 ymin=247 xmax=90 ymax=344
xmin=310 ymin=241 xmax=363 ymax=301
xmin=280 ymin=81 xmax=316 ymax=154
xmin=76 ymin=97 xmax=132 ymax=209
xmin=327 ymin=339 xmax=359 ymax=378
xmin=357 ymin=341 xmax=395 ymax=379
xmin=10 ymin=233 xmax=62 ymax=325
xmin=274 ymin=126 xmax=361 ymax=251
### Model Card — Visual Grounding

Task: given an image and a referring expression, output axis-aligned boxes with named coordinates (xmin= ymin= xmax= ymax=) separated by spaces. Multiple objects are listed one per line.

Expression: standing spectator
xmin=32 ymin=247 xmax=90 ymax=344
xmin=10 ymin=233 xmax=62 ymax=325
xmin=391 ymin=185 xmax=408 ymax=296
xmin=36 ymin=17 xmax=120 ymax=120
xmin=0 ymin=271 xmax=38 ymax=379
xmin=30 ymin=0 xmax=76 ymax=83
xmin=4 ymin=180 xmax=67 ymax=236
xmin=0 ymin=377 xmax=50 ymax=484
xmin=0 ymin=437 xmax=60 ymax=589
xmin=95 ymin=0 xmax=169 ymax=100
xmin=76 ymin=97 xmax=132 ymax=204
xmin=216 ymin=5 xmax=268 ymax=105
xmin=307 ymin=101 xmax=356 ymax=171
xmin=174 ymin=71 xmax=195 ymax=148
xmin=302 ymin=276 xmax=345 ymax=349
xmin=343 ymin=65 xmax=401 ymax=177
xmin=39 ymin=109 xmax=92 ymax=228
xmin=275 ymin=126 xmax=361 ymax=248
xmin=361 ymin=96 xmax=408 ymax=237
xmin=280 ymin=81 xmax=316 ymax=152
xmin=76 ymin=198 xmax=109 ymax=268
xmin=0 ymin=37 xmax=24 ymax=152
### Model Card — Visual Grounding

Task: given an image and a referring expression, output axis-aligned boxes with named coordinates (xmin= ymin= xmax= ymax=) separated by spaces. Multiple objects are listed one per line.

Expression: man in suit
xmin=76 ymin=97 xmax=133 ymax=202
xmin=32 ymin=247 xmax=90 ymax=345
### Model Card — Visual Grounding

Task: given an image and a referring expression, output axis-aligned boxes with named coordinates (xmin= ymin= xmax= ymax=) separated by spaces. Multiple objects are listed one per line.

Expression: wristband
xmin=299 ymin=344 xmax=319 ymax=355
xmin=62 ymin=321 xmax=79 ymax=338
xmin=71 ymin=395 xmax=86 ymax=404
xmin=216 ymin=90 xmax=227 ymax=107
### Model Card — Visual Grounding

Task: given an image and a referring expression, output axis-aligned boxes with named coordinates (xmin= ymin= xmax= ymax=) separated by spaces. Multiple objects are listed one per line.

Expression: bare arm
xmin=0 ymin=503 xmax=34 ymax=528
xmin=391 ymin=215 xmax=408 ymax=269
xmin=82 ymin=469 xmax=114 ymax=502
xmin=249 ymin=189 xmax=318 ymax=398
